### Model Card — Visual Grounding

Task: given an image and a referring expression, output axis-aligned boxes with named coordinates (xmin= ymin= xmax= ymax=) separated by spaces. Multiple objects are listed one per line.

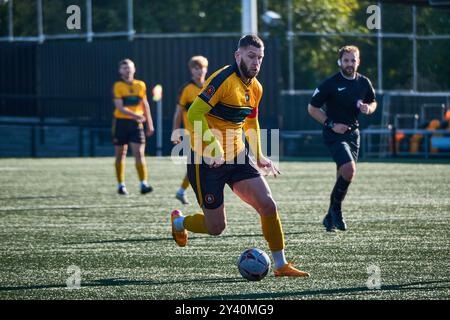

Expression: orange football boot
xmin=171 ymin=210 xmax=188 ymax=247
xmin=274 ymin=263 xmax=310 ymax=277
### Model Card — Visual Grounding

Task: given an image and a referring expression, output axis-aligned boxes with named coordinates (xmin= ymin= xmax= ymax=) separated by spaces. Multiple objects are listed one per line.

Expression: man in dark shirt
xmin=308 ymin=45 xmax=377 ymax=232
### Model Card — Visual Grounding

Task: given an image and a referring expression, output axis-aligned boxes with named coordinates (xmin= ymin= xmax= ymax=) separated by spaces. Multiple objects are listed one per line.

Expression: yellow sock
xmin=260 ymin=212 xmax=285 ymax=251
xmin=184 ymin=213 xmax=208 ymax=234
xmin=181 ymin=175 xmax=190 ymax=190
xmin=135 ymin=162 xmax=148 ymax=182
xmin=115 ymin=161 xmax=125 ymax=184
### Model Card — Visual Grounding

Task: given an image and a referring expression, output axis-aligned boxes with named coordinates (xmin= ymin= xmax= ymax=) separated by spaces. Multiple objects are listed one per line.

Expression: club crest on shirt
xmin=245 ymin=93 xmax=250 ymax=102
xmin=129 ymin=88 xmax=134 ymax=94
xmin=204 ymin=85 xmax=215 ymax=99
xmin=204 ymin=194 xmax=215 ymax=205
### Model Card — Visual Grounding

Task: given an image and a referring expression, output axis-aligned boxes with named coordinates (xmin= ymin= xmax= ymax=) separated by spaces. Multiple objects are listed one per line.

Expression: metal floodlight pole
xmin=241 ymin=0 xmax=258 ymax=35
xmin=157 ymin=99 xmax=162 ymax=156
xmin=287 ymin=0 xmax=295 ymax=92
xmin=127 ymin=0 xmax=135 ymax=41
xmin=37 ymin=0 xmax=44 ymax=43
xmin=8 ymin=0 xmax=13 ymax=41
xmin=377 ymin=1 xmax=383 ymax=93
xmin=412 ymin=5 xmax=418 ymax=92
xmin=86 ymin=0 xmax=93 ymax=42
xmin=153 ymin=85 xmax=163 ymax=157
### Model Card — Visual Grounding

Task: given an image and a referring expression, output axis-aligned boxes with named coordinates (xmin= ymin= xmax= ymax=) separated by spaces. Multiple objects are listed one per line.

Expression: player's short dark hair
xmin=238 ymin=35 xmax=264 ymax=49
xmin=118 ymin=58 xmax=134 ymax=68
xmin=338 ymin=45 xmax=360 ymax=59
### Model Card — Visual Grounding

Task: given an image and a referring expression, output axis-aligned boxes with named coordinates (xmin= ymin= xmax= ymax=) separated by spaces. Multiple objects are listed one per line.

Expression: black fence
xmin=0 ymin=36 xmax=281 ymax=157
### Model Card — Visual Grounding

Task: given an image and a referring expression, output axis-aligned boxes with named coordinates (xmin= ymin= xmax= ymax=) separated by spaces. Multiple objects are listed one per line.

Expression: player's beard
xmin=341 ymin=66 xmax=356 ymax=77
xmin=240 ymin=59 xmax=258 ymax=79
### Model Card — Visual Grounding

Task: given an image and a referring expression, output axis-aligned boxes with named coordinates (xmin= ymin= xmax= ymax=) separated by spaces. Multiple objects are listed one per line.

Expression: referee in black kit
xmin=308 ymin=45 xmax=377 ymax=232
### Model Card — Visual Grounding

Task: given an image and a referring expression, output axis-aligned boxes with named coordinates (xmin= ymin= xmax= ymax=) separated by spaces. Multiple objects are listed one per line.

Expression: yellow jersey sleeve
xmin=138 ymin=81 xmax=147 ymax=100
xmin=113 ymin=82 xmax=123 ymax=99
xmin=198 ymin=66 xmax=231 ymax=107
xmin=178 ymin=85 xmax=189 ymax=107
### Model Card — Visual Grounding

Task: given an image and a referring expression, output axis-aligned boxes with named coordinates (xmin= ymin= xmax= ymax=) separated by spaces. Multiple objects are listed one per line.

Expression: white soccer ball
xmin=237 ymin=248 xmax=271 ymax=281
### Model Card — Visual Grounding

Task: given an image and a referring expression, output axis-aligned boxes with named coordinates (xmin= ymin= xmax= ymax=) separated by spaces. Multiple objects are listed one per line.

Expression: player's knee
xmin=115 ymin=155 xmax=126 ymax=163
xmin=258 ymin=197 xmax=277 ymax=216
xmin=207 ymin=222 xmax=226 ymax=236
xmin=341 ymin=164 xmax=356 ymax=181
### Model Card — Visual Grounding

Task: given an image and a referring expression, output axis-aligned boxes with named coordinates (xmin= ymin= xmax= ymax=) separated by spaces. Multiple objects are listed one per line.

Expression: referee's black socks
xmin=330 ymin=176 xmax=351 ymax=210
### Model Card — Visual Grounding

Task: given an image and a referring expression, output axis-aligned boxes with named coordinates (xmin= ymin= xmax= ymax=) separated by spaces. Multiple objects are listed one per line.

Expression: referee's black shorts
xmin=112 ymin=118 xmax=146 ymax=146
xmin=187 ymin=149 xmax=261 ymax=210
xmin=323 ymin=128 xmax=360 ymax=168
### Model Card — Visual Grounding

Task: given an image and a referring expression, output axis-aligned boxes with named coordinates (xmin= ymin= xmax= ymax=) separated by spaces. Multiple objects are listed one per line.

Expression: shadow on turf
xmin=0 ymin=195 xmax=68 ymax=201
xmin=0 ymin=277 xmax=246 ymax=292
xmin=0 ymin=204 xmax=149 ymax=212
xmin=192 ymin=279 xmax=450 ymax=300
xmin=64 ymin=231 xmax=307 ymax=245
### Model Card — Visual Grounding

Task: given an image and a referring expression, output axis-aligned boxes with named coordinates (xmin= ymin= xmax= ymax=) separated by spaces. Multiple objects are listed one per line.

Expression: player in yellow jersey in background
xmin=170 ymin=35 xmax=310 ymax=277
xmin=171 ymin=56 xmax=209 ymax=205
xmin=112 ymin=59 xmax=154 ymax=195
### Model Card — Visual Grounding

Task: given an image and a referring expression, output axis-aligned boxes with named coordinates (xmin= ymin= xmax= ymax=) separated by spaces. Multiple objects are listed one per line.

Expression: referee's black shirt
xmin=310 ymin=72 xmax=376 ymax=127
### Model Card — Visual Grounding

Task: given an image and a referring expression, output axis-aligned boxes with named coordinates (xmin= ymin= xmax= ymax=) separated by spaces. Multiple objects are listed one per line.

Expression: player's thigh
xmin=112 ymin=118 xmax=129 ymax=147
xmin=232 ymin=176 xmax=276 ymax=215
xmin=114 ymin=144 xmax=128 ymax=160
xmin=129 ymin=142 xmax=145 ymax=161
xmin=129 ymin=122 xmax=146 ymax=146
xmin=327 ymin=140 xmax=355 ymax=169
xmin=186 ymin=155 xmax=228 ymax=210
xmin=348 ymin=130 xmax=360 ymax=163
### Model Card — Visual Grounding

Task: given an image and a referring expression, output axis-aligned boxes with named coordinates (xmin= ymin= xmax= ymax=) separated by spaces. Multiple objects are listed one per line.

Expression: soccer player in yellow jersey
xmin=112 ymin=59 xmax=154 ymax=195
xmin=170 ymin=35 xmax=310 ymax=277
xmin=171 ymin=56 xmax=209 ymax=205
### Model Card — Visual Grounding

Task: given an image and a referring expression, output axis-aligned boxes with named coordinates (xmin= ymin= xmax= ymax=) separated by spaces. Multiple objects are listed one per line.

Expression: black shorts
xmin=187 ymin=150 xmax=261 ymax=209
xmin=112 ymin=118 xmax=145 ymax=146
xmin=323 ymin=128 xmax=360 ymax=168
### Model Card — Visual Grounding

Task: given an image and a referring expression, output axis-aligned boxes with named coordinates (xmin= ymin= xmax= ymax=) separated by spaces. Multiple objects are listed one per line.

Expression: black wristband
xmin=324 ymin=119 xmax=334 ymax=129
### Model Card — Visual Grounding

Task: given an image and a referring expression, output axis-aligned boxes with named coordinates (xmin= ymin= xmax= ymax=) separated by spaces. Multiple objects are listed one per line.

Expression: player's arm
xmin=244 ymin=109 xmax=280 ymax=177
xmin=308 ymin=104 xmax=349 ymax=134
xmin=187 ymin=97 xmax=224 ymax=166
xmin=308 ymin=83 xmax=330 ymax=125
xmin=142 ymin=96 xmax=154 ymax=136
xmin=171 ymin=104 xmax=184 ymax=144
xmin=358 ymin=100 xmax=377 ymax=114
xmin=358 ymin=78 xmax=377 ymax=115
xmin=243 ymin=111 xmax=262 ymax=161
xmin=113 ymin=98 xmax=146 ymax=122
xmin=307 ymin=104 xmax=328 ymax=125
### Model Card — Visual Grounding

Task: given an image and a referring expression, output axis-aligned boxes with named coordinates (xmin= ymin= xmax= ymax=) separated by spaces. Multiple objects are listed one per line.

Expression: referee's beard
xmin=341 ymin=66 xmax=356 ymax=78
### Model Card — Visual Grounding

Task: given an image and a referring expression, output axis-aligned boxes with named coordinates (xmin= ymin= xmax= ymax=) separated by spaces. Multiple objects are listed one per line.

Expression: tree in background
xmin=266 ymin=0 xmax=366 ymax=89
xmin=0 ymin=0 xmax=448 ymax=91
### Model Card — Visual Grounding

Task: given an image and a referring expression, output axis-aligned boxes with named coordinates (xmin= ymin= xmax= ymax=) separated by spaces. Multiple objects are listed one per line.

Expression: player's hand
xmin=135 ymin=115 xmax=146 ymax=123
xmin=146 ymin=126 xmax=154 ymax=137
xmin=207 ymin=155 xmax=225 ymax=168
xmin=257 ymin=155 xmax=281 ymax=178
xmin=332 ymin=123 xmax=349 ymax=134
xmin=171 ymin=131 xmax=181 ymax=144
xmin=359 ymin=103 xmax=371 ymax=114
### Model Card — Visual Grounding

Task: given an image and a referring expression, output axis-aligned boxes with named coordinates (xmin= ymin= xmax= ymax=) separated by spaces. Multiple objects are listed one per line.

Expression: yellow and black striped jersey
xmin=112 ymin=79 xmax=147 ymax=119
xmin=178 ymin=80 xmax=203 ymax=132
xmin=194 ymin=63 xmax=262 ymax=160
